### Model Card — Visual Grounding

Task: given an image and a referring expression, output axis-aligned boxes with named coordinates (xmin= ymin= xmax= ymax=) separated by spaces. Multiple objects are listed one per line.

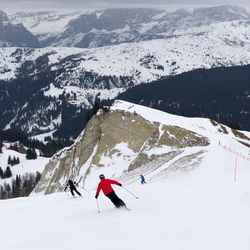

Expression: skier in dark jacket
xmin=140 ymin=174 xmax=146 ymax=184
xmin=64 ymin=179 xmax=81 ymax=197
xmin=95 ymin=174 xmax=126 ymax=208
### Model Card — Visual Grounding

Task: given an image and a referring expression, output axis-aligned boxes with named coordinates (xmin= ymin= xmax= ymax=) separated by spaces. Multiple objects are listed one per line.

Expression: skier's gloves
xmin=118 ymin=183 xmax=122 ymax=186
xmin=95 ymin=195 xmax=98 ymax=199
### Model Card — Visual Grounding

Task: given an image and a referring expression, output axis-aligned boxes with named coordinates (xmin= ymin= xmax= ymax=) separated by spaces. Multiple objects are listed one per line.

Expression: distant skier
xmin=95 ymin=174 xmax=126 ymax=208
xmin=140 ymin=174 xmax=146 ymax=184
xmin=64 ymin=179 xmax=82 ymax=197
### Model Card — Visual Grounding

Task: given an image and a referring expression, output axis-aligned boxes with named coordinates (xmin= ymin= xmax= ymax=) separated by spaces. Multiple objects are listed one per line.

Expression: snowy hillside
xmin=1 ymin=19 xmax=250 ymax=94
xmin=1 ymin=6 xmax=250 ymax=139
xmin=118 ymin=64 xmax=250 ymax=131
xmin=76 ymin=101 xmax=250 ymax=188
xmin=1 ymin=101 xmax=250 ymax=250
xmin=34 ymin=100 xmax=250 ymax=195
xmin=0 ymin=145 xmax=49 ymax=198
xmin=1 ymin=175 xmax=250 ymax=250
xmin=1 ymin=19 xmax=250 ymax=138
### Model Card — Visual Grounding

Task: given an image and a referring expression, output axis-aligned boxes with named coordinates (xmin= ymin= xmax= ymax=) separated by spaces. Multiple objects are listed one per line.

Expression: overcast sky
xmin=1 ymin=0 xmax=250 ymax=12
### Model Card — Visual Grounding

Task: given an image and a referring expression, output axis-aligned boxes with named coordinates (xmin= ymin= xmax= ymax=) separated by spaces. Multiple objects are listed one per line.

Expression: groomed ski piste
xmin=1 ymin=101 xmax=250 ymax=250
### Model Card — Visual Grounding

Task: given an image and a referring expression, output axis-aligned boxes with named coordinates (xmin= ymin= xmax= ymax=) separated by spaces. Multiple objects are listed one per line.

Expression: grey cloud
xmin=1 ymin=0 xmax=250 ymax=11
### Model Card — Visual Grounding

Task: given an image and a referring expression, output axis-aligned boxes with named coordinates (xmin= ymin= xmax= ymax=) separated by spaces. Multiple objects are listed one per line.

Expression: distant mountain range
xmin=0 ymin=5 xmax=250 ymax=141
xmin=1 ymin=5 xmax=249 ymax=48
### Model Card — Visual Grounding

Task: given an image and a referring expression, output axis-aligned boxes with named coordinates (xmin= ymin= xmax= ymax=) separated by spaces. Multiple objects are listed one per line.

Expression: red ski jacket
xmin=96 ymin=178 xmax=121 ymax=196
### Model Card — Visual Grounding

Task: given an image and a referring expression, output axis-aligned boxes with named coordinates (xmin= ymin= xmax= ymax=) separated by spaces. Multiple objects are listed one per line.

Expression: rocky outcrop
xmin=34 ymin=107 xmax=209 ymax=194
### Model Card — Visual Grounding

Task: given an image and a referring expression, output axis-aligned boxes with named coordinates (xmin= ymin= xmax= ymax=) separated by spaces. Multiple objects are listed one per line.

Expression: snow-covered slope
xmin=9 ymin=11 xmax=83 ymax=37
xmin=1 ymin=177 xmax=250 ymax=250
xmin=1 ymin=19 xmax=250 ymax=93
xmin=1 ymin=102 xmax=250 ymax=250
xmin=0 ymin=146 xmax=49 ymax=186
xmin=34 ymin=100 xmax=250 ymax=195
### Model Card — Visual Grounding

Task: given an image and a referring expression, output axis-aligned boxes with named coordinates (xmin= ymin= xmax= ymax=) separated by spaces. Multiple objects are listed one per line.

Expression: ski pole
xmin=64 ymin=186 xmax=69 ymax=196
xmin=122 ymin=186 xmax=138 ymax=199
xmin=96 ymin=199 xmax=100 ymax=214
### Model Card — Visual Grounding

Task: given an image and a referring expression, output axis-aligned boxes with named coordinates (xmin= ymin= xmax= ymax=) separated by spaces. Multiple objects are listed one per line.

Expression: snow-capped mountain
xmin=9 ymin=10 xmax=83 ymax=45
xmin=1 ymin=5 xmax=250 ymax=141
xmin=0 ymin=18 xmax=250 ymax=139
xmin=8 ymin=6 xmax=250 ymax=48
xmin=0 ymin=11 xmax=40 ymax=47
xmin=34 ymin=100 xmax=250 ymax=194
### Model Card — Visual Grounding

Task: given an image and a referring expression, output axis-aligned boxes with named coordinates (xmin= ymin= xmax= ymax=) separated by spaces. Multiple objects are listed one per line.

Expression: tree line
xmin=0 ymin=129 xmax=64 ymax=157
xmin=0 ymin=172 xmax=41 ymax=199
xmin=8 ymin=155 xmax=20 ymax=166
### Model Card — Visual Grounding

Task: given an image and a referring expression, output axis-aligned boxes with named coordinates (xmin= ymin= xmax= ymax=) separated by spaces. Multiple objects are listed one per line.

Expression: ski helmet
xmin=99 ymin=174 xmax=105 ymax=179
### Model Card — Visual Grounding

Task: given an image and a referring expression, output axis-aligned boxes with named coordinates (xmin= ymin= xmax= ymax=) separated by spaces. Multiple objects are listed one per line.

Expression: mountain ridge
xmin=0 ymin=10 xmax=40 ymax=47
xmin=7 ymin=5 xmax=250 ymax=48
xmin=34 ymin=100 xmax=250 ymax=195
xmin=1 ymin=5 xmax=250 ymax=141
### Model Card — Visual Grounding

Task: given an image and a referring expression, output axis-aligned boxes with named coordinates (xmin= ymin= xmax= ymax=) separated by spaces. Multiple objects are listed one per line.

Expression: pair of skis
xmin=96 ymin=199 xmax=131 ymax=213
xmin=96 ymin=186 xmax=138 ymax=214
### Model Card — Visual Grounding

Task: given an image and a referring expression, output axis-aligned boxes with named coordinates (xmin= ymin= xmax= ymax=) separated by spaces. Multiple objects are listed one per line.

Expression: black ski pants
xmin=106 ymin=191 xmax=126 ymax=208
xmin=70 ymin=186 xmax=81 ymax=197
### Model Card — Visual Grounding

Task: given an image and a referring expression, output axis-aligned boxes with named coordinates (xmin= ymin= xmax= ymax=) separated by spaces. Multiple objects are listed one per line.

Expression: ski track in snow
xmin=0 ymin=171 xmax=250 ymax=250
xmin=1 ymin=134 xmax=250 ymax=250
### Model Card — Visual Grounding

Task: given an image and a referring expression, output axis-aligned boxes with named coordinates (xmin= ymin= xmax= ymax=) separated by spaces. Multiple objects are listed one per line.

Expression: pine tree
xmin=7 ymin=155 xmax=12 ymax=165
xmin=35 ymin=172 xmax=42 ymax=184
xmin=26 ymin=148 xmax=37 ymax=159
xmin=86 ymin=101 xmax=101 ymax=123
xmin=11 ymin=178 xmax=16 ymax=198
xmin=0 ymin=185 xmax=6 ymax=199
xmin=12 ymin=156 xmax=16 ymax=165
xmin=22 ymin=174 xmax=28 ymax=196
xmin=11 ymin=175 xmax=21 ymax=198
xmin=32 ymin=149 xmax=37 ymax=159
xmin=0 ymin=141 xmax=2 ymax=153
xmin=4 ymin=166 xmax=12 ymax=178
xmin=5 ymin=183 xmax=11 ymax=199
xmin=13 ymin=156 xmax=19 ymax=165
xmin=13 ymin=143 xmax=18 ymax=152
xmin=0 ymin=167 xmax=4 ymax=179
xmin=15 ymin=175 xmax=21 ymax=197
xmin=27 ymin=173 xmax=35 ymax=195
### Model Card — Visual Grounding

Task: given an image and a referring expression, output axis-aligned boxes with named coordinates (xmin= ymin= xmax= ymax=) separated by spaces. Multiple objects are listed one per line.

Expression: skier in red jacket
xmin=95 ymin=174 xmax=126 ymax=208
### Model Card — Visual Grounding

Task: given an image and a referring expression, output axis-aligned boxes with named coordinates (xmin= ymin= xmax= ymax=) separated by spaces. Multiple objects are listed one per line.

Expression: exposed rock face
xmin=34 ymin=107 xmax=209 ymax=194
xmin=0 ymin=11 xmax=40 ymax=47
